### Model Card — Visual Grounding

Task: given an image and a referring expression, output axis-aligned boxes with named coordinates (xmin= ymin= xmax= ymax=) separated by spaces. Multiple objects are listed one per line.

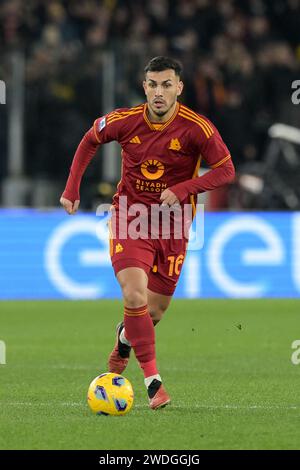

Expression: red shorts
xmin=108 ymin=221 xmax=187 ymax=296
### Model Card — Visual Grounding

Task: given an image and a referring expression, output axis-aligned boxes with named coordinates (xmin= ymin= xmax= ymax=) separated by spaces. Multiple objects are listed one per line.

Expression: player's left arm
xmin=163 ymin=123 xmax=235 ymax=204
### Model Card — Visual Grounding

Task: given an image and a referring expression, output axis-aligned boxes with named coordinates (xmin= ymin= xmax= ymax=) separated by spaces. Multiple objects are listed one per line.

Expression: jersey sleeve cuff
xmin=169 ymin=183 xmax=189 ymax=203
xmin=62 ymin=189 xmax=79 ymax=203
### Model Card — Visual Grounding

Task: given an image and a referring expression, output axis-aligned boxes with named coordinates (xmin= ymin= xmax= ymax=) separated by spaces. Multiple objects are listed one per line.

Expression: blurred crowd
xmin=0 ymin=0 xmax=300 ymax=207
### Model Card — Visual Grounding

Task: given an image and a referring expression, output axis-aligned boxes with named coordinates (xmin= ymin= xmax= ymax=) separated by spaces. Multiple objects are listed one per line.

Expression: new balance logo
xmin=169 ymin=138 xmax=181 ymax=151
xmin=130 ymin=136 xmax=141 ymax=144
xmin=115 ymin=243 xmax=124 ymax=254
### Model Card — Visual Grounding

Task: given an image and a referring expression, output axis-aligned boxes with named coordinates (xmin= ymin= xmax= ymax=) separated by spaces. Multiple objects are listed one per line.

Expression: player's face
xmin=143 ymin=70 xmax=183 ymax=119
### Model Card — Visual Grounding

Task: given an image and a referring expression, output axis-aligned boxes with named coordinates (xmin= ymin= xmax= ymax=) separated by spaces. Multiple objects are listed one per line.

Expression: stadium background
xmin=1 ymin=0 xmax=300 ymax=299
xmin=1 ymin=0 xmax=300 ymax=452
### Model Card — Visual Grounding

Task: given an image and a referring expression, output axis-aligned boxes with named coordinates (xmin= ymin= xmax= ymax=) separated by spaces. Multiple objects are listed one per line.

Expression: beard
xmin=150 ymin=99 xmax=176 ymax=118
xmin=153 ymin=108 xmax=168 ymax=117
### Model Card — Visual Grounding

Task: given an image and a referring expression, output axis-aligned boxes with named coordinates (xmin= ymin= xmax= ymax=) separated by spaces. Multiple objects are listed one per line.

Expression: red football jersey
xmin=93 ymin=102 xmax=231 ymax=210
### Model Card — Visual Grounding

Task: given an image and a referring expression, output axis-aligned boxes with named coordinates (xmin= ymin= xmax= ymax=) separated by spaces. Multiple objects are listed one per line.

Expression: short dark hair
xmin=144 ymin=56 xmax=183 ymax=78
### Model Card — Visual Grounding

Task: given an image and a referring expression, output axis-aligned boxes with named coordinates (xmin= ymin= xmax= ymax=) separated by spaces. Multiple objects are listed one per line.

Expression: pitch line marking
xmin=1 ymin=402 xmax=299 ymax=410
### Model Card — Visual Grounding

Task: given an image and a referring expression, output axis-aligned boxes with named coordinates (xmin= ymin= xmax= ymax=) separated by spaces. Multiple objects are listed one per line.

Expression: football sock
xmin=124 ymin=305 xmax=158 ymax=378
xmin=120 ymin=319 xmax=159 ymax=349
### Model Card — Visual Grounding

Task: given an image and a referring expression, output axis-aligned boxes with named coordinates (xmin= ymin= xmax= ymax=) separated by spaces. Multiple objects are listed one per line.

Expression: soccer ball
xmin=87 ymin=373 xmax=134 ymax=416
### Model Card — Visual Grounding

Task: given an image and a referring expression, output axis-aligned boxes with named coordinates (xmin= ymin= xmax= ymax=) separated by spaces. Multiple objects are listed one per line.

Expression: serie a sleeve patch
xmin=99 ymin=117 xmax=106 ymax=131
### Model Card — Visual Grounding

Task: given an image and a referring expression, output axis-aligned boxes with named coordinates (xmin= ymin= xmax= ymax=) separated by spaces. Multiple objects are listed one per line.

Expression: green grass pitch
xmin=0 ymin=299 xmax=299 ymax=450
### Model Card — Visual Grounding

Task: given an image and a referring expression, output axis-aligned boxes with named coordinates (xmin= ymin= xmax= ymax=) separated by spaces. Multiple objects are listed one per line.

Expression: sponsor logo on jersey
xmin=140 ymin=160 xmax=165 ymax=180
xmin=135 ymin=179 xmax=167 ymax=192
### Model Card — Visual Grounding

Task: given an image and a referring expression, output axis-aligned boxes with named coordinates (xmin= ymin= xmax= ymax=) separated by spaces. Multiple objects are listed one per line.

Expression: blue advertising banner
xmin=0 ymin=209 xmax=298 ymax=299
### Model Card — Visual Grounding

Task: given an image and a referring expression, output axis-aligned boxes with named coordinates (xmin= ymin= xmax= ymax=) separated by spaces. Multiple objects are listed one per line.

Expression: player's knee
xmin=122 ymin=285 xmax=147 ymax=308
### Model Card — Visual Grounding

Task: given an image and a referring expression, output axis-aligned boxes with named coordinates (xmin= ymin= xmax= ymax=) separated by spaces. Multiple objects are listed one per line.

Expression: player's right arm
xmin=60 ymin=115 xmax=118 ymax=214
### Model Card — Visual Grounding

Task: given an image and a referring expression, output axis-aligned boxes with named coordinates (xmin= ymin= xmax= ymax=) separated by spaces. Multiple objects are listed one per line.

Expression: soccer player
xmin=60 ymin=56 xmax=235 ymax=410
